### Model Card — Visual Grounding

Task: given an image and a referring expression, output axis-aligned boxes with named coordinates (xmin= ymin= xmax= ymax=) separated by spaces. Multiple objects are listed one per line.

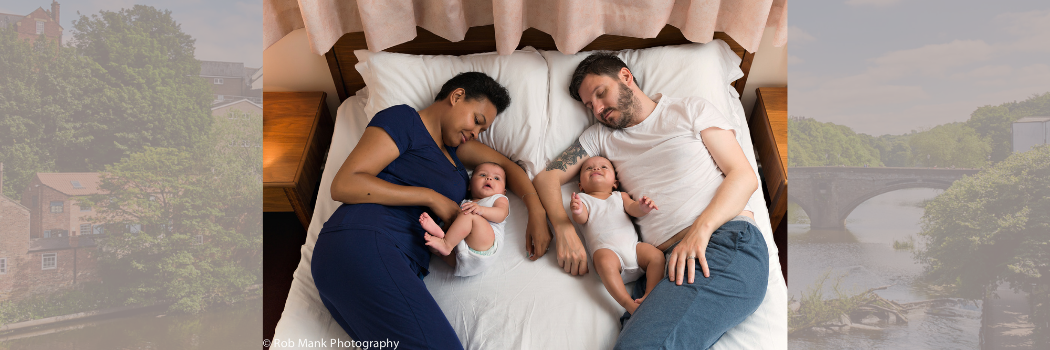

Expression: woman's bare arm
xmin=330 ymin=126 xmax=459 ymax=221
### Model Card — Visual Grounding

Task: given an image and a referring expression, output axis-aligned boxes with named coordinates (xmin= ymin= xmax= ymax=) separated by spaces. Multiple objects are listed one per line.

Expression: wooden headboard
xmin=324 ymin=25 xmax=753 ymax=102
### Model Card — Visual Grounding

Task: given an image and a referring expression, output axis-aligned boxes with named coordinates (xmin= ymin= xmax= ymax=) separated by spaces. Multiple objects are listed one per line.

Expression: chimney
xmin=51 ymin=1 xmax=60 ymax=24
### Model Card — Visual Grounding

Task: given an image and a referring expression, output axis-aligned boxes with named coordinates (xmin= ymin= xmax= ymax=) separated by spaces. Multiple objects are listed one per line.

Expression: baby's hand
xmin=639 ymin=196 xmax=658 ymax=214
xmin=570 ymin=192 xmax=584 ymax=215
xmin=461 ymin=201 xmax=483 ymax=216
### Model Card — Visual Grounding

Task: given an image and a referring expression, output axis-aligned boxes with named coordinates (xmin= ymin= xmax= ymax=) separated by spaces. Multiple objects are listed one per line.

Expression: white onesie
xmin=454 ymin=193 xmax=507 ymax=277
xmin=573 ymin=191 xmax=644 ymax=283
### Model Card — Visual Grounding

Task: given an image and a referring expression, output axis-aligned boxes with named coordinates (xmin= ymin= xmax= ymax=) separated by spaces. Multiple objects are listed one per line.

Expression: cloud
xmin=844 ymin=0 xmax=901 ymax=7
xmin=790 ymin=26 xmax=816 ymax=45
xmin=868 ymin=40 xmax=993 ymax=78
xmin=993 ymin=10 xmax=1050 ymax=54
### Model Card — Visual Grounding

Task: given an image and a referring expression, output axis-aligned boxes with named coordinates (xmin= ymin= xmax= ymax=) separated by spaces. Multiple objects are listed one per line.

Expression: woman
xmin=312 ymin=72 xmax=549 ymax=349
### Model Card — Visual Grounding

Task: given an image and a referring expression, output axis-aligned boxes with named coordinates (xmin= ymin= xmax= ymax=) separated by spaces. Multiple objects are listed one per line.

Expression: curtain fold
xmin=264 ymin=0 xmax=787 ymax=56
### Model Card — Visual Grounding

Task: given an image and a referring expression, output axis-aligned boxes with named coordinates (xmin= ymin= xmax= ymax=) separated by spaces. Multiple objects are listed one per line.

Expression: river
xmin=0 ymin=301 xmax=260 ymax=350
xmin=788 ymin=188 xmax=983 ymax=349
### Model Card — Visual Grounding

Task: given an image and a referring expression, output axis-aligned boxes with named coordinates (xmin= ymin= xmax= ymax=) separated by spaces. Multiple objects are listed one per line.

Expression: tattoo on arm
xmin=546 ymin=140 xmax=587 ymax=171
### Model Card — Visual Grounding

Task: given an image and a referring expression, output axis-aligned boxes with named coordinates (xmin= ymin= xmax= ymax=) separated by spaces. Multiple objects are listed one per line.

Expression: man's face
xmin=578 ymin=71 xmax=638 ymax=129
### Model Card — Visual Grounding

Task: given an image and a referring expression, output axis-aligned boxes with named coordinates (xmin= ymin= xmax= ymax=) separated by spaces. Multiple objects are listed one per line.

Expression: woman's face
xmin=442 ymin=89 xmax=497 ymax=147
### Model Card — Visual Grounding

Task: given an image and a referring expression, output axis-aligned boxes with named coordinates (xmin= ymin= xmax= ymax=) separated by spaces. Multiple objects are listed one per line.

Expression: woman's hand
xmin=668 ymin=225 xmax=713 ymax=285
xmin=429 ymin=192 xmax=462 ymax=226
xmin=525 ymin=209 xmax=551 ymax=260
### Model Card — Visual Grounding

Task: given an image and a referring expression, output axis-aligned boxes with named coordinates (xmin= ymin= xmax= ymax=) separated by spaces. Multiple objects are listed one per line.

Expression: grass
xmin=788 ymin=269 xmax=875 ymax=334
xmin=893 ymin=235 xmax=915 ymax=251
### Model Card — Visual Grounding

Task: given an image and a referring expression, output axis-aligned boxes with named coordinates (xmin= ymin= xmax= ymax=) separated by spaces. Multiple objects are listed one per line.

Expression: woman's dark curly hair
xmin=434 ymin=72 xmax=511 ymax=114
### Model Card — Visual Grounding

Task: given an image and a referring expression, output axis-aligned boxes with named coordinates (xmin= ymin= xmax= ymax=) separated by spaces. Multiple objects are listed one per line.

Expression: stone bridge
xmin=789 ymin=167 xmax=981 ymax=229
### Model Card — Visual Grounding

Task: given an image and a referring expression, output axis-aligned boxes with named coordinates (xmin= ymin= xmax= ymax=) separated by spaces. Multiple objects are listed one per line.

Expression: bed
xmin=271 ymin=25 xmax=787 ymax=349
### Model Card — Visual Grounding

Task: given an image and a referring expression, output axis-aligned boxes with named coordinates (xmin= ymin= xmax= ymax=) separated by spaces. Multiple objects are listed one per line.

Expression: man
xmin=532 ymin=54 xmax=769 ymax=349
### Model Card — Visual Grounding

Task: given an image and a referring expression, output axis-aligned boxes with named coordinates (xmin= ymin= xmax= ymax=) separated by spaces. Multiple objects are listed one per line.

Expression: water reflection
xmin=0 ymin=302 xmax=259 ymax=350
xmin=788 ymin=188 xmax=982 ymax=349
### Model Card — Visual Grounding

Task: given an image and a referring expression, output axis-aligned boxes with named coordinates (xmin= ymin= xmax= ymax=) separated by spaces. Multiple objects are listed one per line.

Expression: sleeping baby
xmin=420 ymin=162 xmax=509 ymax=277
xmin=570 ymin=156 xmax=665 ymax=315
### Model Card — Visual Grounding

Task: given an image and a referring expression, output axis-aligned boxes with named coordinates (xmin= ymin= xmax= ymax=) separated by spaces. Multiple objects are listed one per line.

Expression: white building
xmin=1012 ymin=116 xmax=1050 ymax=153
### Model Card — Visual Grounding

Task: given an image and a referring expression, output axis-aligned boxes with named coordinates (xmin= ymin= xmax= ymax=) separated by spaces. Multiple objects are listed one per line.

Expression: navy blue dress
xmin=312 ymin=105 xmax=469 ymax=349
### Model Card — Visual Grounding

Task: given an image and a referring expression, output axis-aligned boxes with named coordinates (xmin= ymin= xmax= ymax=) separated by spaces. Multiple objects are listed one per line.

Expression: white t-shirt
xmin=579 ymin=94 xmax=755 ymax=246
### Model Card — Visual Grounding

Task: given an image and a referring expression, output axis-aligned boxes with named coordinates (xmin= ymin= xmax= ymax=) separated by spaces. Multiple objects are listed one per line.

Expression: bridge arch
xmin=789 ymin=167 xmax=978 ymax=229
xmin=835 ymin=181 xmax=951 ymax=227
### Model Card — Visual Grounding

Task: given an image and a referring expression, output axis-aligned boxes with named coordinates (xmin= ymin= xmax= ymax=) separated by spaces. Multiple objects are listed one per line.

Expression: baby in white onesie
xmin=570 ymin=156 xmax=665 ymax=315
xmin=420 ymin=162 xmax=509 ymax=277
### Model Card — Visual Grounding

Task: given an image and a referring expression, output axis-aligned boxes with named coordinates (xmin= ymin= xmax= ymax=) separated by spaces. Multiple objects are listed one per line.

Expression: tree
xmin=68 ymin=5 xmax=213 ymax=170
xmin=0 ymin=5 xmax=213 ymax=199
xmin=908 ymin=123 xmax=989 ymax=168
xmin=788 ymin=117 xmax=883 ymax=167
xmin=85 ymin=143 xmax=260 ymax=313
xmin=866 ymin=133 xmax=914 ymax=167
xmin=0 ymin=28 xmax=102 ymax=199
xmin=918 ymin=145 xmax=1050 ymax=345
xmin=967 ymin=92 xmax=1050 ymax=163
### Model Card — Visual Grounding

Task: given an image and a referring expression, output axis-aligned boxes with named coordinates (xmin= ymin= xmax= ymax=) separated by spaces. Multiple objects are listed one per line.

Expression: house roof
xmin=1015 ymin=116 xmax=1050 ymax=123
xmin=200 ymin=61 xmax=245 ymax=78
xmin=35 ymin=173 xmax=104 ymax=196
xmin=211 ymin=98 xmax=262 ymax=111
xmin=0 ymin=13 xmax=24 ymax=28
xmin=29 ymin=236 xmax=97 ymax=252
xmin=0 ymin=192 xmax=31 ymax=213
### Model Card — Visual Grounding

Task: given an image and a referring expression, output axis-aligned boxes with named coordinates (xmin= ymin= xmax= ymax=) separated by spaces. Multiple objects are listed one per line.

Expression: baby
xmin=570 ymin=156 xmax=665 ymax=315
xmin=420 ymin=162 xmax=509 ymax=277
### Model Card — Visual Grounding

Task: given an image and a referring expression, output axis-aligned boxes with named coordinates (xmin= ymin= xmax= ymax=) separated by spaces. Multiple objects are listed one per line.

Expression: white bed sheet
xmin=272 ymin=88 xmax=787 ymax=349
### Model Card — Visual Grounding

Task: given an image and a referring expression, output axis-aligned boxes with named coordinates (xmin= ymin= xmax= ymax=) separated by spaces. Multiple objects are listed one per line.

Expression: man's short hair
xmin=434 ymin=72 xmax=511 ymax=114
xmin=569 ymin=53 xmax=639 ymax=102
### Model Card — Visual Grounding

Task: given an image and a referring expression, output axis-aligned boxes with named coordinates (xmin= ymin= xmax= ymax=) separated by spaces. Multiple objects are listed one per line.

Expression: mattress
xmin=271 ymin=88 xmax=788 ymax=349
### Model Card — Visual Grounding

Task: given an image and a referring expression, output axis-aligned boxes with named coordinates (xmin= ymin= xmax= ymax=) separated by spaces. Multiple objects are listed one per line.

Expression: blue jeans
xmin=615 ymin=218 xmax=768 ymax=350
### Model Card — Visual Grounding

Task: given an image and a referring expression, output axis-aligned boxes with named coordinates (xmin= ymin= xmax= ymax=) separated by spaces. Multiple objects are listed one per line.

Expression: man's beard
xmin=603 ymin=81 xmax=636 ymax=129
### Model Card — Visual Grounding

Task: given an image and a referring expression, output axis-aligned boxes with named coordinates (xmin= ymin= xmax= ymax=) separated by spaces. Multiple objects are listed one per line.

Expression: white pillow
xmin=540 ymin=40 xmax=746 ymax=163
xmin=355 ymin=48 xmax=549 ymax=177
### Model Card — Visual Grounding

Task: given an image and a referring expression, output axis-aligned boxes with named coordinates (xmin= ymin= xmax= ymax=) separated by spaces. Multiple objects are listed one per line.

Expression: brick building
xmin=200 ymin=61 xmax=262 ymax=105
xmin=0 ymin=1 xmax=63 ymax=44
xmin=1 ymin=165 xmax=99 ymax=302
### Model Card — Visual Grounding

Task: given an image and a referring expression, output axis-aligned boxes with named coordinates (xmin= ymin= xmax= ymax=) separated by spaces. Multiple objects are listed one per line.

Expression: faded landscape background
xmin=789 ymin=1 xmax=1049 ymax=349
xmin=0 ymin=1 xmax=261 ymax=349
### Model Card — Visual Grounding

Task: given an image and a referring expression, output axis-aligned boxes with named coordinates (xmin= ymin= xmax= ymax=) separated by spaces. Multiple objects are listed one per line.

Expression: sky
xmin=790 ymin=0 xmax=1050 ymax=136
xmin=0 ymin=0 xmax=261 ymax=68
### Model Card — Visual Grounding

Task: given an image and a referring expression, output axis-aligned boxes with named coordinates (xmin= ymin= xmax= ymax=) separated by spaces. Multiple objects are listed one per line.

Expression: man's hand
xmin=668 ymin=225 xmax=712 ymax=285
xmin=555 ymin=223 xmax=589 ymax=275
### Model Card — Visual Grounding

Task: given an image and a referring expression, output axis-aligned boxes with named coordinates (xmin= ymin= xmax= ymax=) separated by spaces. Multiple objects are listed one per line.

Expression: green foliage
xmin=908 ymin=123 xmax=990 ymax=168
xmin=0 ymin=29 xmax=101 ymax=199
xmin=84 ymin=105 xmax=261 ymax=314
xmin=967 ymin=92 xmax=1050 ymax=163
xmin=918 ymin=145 xmax=1050 ymax=344
xmin=867 ymin=133 xmax=915 ymax=167
xmin=68 ymin=5 xmax=213 ymax=170
xmin=0 ymin=5 xmax=212 ymax=199
xmin=788 ymin=118 xmax=884 ymax=167
xmin=788 ymin=270 xmax=874 ymax=334
xmin=0 ymin=282 xmax=124 ymax=325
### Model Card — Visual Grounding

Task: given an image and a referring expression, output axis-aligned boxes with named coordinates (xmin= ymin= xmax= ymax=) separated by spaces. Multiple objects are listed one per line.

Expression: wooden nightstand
xmin=749 ymin=87 xmax=787 ymax=279
xmin=263 ymin=92 xmax=334 ymax=229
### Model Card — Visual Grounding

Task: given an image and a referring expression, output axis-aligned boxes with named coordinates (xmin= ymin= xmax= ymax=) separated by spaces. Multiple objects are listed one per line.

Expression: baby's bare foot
xmin=419 ymin=212 xmax=445 ymax=238
xmin=424 ymin=234 xmax=452 ymax=256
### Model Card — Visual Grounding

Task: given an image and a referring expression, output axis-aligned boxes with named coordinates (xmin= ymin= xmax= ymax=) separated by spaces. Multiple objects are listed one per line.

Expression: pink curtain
xmin=264 ymin=0 xmax=787 ymax=55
